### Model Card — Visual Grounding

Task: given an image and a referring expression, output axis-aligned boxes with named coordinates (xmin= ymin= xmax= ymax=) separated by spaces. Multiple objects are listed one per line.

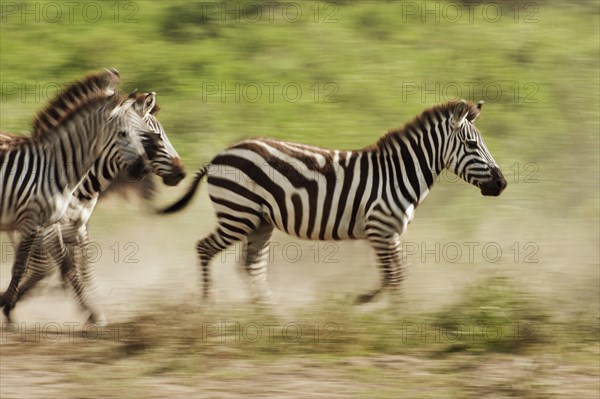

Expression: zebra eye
xmin=466 ymin=140 xmax=478 ymax=149
xmin=118 ymin=130 xmax=127 ymax=138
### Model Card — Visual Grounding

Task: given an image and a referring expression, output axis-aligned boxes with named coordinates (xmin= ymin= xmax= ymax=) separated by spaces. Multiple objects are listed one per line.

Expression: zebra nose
xmin=490 ymin=165 xmax=507 ymax=190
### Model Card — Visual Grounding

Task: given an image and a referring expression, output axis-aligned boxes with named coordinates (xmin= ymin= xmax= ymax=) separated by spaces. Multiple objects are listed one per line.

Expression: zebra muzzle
xmin=479 ymin=167 xmax=507 ymax=196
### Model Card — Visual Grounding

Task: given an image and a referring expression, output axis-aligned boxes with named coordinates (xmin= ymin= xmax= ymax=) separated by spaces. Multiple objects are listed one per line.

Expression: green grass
xmin=2 ymin=1 xmax=598 ymax=224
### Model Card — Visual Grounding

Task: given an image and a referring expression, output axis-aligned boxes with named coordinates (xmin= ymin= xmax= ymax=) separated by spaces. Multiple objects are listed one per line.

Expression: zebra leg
xmin=0 ymin=232 xmax=20 ymax=306
xmin=59 ymin=230 xmax=106 ymax=326
xmin=356 ymin=231 xmax=404 ymax=304
xmin=196 ymin=225 xmax=252 ymax=301
xmin=2 ymin=232 xmax=37 ymax=321
xmin=76 ymin=229 xmax=105 ymax=325
xmin=14 ymin=228 xmax=57 ymax=302
xmin=241 ymin=222 xmax=274 ymax=304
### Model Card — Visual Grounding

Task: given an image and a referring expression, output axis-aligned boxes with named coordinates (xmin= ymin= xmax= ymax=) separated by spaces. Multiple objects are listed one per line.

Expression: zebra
xmin=0 ymin=91 xmax=185 ymax=325
xmin=160 ymin=100 xmax=507 ymax=304
xmin=0 ymin=69 xmax=155 ymax=322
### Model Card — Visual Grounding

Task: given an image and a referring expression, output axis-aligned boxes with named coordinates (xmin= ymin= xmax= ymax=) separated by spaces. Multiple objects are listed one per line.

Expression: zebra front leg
xmin=2 ymin=232 xmax=37 ymax=322
xmin=59 ymin=233 xmax=106 ymax=326
xmin=242 ymin=222 xmax=274 ymax=305
xmin=357 ymin=230 xmax=404 ymax=304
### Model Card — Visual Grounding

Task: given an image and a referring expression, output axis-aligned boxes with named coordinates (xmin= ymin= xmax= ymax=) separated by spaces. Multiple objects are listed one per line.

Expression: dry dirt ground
xmin=1 ymin=199 xmax=598 ymax=398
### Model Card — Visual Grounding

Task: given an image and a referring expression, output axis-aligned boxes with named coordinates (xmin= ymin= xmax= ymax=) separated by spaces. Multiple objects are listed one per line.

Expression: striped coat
xmin=162 ymin=100 xmax=507 ymax=304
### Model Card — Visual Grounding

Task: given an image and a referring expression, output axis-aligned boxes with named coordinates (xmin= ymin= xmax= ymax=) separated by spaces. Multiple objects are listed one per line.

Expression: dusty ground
xmin=1 ymin=195 xmax=598 ymax=398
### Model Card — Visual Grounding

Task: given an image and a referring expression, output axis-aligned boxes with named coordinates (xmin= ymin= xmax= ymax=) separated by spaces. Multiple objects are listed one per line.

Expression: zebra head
xmin=132 ymin=92 xmax=186 ymax=186
xmin=445 ymin=100 xmax=507 ymax=196
xmin=106 ymin=94 xmax=154 ymax=181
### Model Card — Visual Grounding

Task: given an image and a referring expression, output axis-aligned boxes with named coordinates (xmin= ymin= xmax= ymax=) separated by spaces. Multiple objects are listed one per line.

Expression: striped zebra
xmin=161 ymin=100 xmax=507 ymax=304
xmin=0 ymin=92 xmax=185 ymax=324
xmin=0 ymin=70 xmax=155 ymax=322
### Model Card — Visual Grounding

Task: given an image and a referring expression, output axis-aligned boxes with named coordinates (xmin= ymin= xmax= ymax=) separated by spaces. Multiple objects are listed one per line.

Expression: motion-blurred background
xmin=1 ymin=1 xmax=598 ymax=398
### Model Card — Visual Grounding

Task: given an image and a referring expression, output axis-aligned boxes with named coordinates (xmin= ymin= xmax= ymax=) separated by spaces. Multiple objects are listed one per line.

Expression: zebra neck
xmin=41 ymin=106 xmax=107 ymax=195
xmin=74 ymin=153 xmax=119 ymax=201
xmin=378 ymin=127 xmax=446 ymax=208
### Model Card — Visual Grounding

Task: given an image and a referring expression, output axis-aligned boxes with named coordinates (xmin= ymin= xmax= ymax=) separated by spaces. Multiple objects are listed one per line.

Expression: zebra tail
xmin=159 ymin=166 xmax=207 ymax=214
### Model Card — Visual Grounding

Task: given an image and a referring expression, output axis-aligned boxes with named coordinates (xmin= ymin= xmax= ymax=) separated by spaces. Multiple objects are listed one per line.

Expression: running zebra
xmin=1 ymin=92 xmax=185 ymax=324
xmin=161 ymin=100 xmax=507 ymax=303
xmin=0 ymin=69 xmax=154 ymax=323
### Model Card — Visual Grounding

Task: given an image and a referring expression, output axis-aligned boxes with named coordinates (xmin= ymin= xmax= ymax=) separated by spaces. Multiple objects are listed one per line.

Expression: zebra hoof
xmin=0 ymin=293 xmax=4 ymax=307
xmin=2 ymin=308 xmax=13 ymax=324
xmin=354 ymin=291 xmax=379 ymax=305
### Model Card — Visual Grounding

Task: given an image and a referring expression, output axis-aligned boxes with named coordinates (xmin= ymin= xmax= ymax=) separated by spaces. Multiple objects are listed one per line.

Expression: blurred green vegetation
xmin=1 ymin=0 xmax=598 ymax=223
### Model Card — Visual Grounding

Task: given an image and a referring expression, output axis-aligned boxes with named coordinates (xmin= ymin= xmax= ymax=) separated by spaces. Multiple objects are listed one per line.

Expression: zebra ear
xmin=468 ymin=100 xmax=484 ymax=122
xmin=137 ymin=92 xmax=157 ymax=117
xmin=144 ymin=92 xmax=157 ymax=116
xmin=452 ymin=99 xmax=470 ymax=127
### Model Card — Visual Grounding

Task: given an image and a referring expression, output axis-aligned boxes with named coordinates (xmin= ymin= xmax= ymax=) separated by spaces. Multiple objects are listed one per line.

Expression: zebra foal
xmin=0 ymin=69 xmax=154 ymax=322
xmin=1 ymin=92 xmax=185 ymax=324
xmin=161 ymin=100 xmax=507 ymax=304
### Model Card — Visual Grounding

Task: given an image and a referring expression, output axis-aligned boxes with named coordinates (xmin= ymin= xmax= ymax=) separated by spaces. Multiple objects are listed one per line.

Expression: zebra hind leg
xmin=241 ymin=222 xmax=274 ymax=305
xmin=58 ymin=237 xmax=106 ymax=327
xmin=14 ymin=230 xmax=56 ymax=303
xmin=2 ymin=232 xmax=37 ymax=322
xmin=0 ymin=234 xmax=48 ymax=306
xmin=196 ymin=227 xmax=246 ymax=302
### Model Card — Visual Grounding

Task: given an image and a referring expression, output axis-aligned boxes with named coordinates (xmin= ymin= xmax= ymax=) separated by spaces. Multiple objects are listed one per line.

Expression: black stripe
xmin=291 ymin=193 xmax=303 ymax=237
xmin=212 ymin=155 xmax=288 ymax=231
xmin=318 ymin=161 xmax=336 ymax=240
xmin=399 ymin=136 xmax=420 ymax=201
xmin=332 ymin=154 xmax=357 ymax=240
xmin=217 ymin=212 xmax=256 ymax=230
xmin=211 ymin=196 xmax=261 ymax=217
xmin=348 ymin=153 xmax=369 ymax=239
xmin=364 ymin=152 xmax=380 ymax=216
xmin=208 ymin=176 xmax=274 ymax=223
xmin=382 ymin=146 xmax=406 ymax=214
xmin=407 ymin=133 xmax=433 ymax=189
xmin=220 ymin=221 xmax=248 ymax=236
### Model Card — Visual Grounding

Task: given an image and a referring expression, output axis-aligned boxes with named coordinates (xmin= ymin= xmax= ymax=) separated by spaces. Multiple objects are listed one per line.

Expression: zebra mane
xmin=0 ymin=131 xmax=29 ymax=151
xmin=376 ymin=100 xmax=480 ymax=148
xmin=31 ymin=69 xmax=121 ymax=139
